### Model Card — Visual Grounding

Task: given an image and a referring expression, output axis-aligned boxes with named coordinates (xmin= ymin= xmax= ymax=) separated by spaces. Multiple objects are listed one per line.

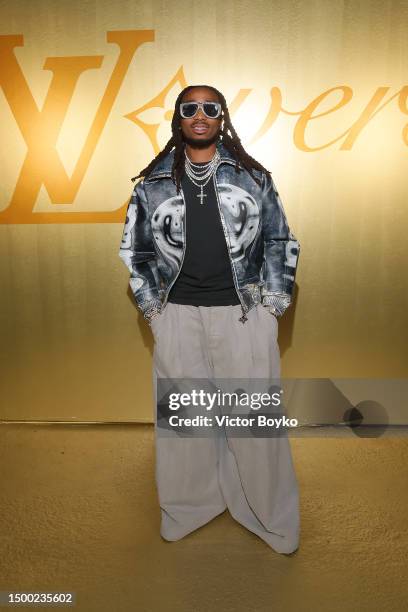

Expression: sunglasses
xmin=179 ymin=101 xmax=222 ymax=119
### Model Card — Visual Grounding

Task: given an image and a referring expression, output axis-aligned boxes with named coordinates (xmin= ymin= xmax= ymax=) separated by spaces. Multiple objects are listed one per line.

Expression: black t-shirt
xmin=167 ymin=162 xmax=240 ymax=306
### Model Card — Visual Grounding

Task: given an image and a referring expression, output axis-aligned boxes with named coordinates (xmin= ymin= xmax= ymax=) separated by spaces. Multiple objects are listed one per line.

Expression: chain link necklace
xmin=184 ymin=149 xmax=221 ymax=205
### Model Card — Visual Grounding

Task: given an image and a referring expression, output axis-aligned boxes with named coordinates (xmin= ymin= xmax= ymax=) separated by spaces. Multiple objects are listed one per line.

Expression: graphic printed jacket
xmin=118 ymin=141 xmax=300 ymax=325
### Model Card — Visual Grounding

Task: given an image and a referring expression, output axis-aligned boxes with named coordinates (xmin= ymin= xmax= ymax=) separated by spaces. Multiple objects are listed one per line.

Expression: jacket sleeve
xmin=118 ymin=179 xmax=163 ymax=321
xmin=260 ymin=171 xmax=300 ymax=316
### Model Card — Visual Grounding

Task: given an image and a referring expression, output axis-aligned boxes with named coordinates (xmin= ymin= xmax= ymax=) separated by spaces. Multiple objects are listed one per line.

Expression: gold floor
xmin=0 ymin=424 xmax=407 ymax=612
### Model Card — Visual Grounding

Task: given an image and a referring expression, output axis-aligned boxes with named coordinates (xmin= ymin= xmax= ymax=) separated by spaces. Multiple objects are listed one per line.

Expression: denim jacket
xmin=119 ymin=141 xmax=300 ymax=324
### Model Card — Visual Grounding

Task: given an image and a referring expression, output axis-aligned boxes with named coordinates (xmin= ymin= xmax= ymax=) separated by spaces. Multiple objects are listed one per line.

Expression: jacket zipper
xmin=152 ymin=163 xmax=249 ymax=322
xmin=212 ymin=173 xmax=248 ymax=324
xmin=161 ymin=186 xmax=188 ymax=308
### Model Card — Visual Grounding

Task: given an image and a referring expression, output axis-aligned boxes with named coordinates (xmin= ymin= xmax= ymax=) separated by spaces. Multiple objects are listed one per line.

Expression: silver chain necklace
xmin=184 ymin=149 xmax=221 ymax=205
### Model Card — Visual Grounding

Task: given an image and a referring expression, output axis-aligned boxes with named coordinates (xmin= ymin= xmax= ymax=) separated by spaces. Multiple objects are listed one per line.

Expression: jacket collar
xmin=144 ymin=140 xmax=244 ymax=182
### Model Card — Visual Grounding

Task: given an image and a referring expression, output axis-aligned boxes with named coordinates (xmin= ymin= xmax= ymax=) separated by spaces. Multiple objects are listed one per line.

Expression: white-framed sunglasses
xmin=179 ymin=101 xmax=222 ymax=119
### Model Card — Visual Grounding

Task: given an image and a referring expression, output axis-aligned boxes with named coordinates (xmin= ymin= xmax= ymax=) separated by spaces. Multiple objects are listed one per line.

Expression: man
xmin=119 ymin=84 xmax=301 ymax=554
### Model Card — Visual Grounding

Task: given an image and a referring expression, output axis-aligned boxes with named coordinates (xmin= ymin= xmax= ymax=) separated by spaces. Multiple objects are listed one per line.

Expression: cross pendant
xmin=197 ymin=188 xmax=207 ymax=205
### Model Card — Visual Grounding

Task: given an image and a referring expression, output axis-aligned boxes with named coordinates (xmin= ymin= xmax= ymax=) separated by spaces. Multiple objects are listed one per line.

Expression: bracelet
xmin=144 ymin=305 xmax=162 ymax=324
xmin=265 ymin=305 xmax=280 ymax=316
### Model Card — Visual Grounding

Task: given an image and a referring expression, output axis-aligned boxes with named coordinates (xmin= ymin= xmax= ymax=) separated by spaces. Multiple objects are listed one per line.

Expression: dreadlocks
xmin=131 ymin=84 xmax=271 ymax=192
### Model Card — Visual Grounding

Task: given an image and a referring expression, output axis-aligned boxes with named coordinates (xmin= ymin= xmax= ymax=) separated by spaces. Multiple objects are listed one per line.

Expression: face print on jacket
xmin=151 ymin=196 xmax=184 ymax=275
xmin=217 ymin=183 xmax=260 ymax=261
xmin=151 ymin=183 xmax=259 ymax=270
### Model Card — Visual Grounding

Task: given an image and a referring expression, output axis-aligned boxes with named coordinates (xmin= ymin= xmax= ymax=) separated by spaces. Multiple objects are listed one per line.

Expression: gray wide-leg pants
xmin=150 ymin=302 xmax=300 ymax=554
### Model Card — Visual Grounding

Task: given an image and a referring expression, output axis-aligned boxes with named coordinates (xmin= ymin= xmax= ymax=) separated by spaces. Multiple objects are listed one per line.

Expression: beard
xmin=182 ymin=130 xmax=221 ymax=149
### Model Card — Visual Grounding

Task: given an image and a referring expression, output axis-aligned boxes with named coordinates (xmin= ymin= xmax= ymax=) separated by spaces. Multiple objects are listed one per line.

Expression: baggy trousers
xmin=150 ymin=301 xmax=300 ymax=554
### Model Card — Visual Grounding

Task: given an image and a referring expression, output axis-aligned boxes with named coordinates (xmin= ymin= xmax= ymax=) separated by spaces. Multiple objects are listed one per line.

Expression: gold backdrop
xmin=1 ymin=0 xmax=407 ymax=422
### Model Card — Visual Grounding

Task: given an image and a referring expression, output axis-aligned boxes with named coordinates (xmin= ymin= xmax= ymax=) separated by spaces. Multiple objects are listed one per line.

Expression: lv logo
xmin=0 ymin=30 xmax=155 ymax=224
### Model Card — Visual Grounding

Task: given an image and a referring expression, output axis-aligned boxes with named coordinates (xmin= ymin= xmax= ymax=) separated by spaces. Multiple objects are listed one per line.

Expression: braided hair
xmin=131 ymin=84 xmax=271 ymax=192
